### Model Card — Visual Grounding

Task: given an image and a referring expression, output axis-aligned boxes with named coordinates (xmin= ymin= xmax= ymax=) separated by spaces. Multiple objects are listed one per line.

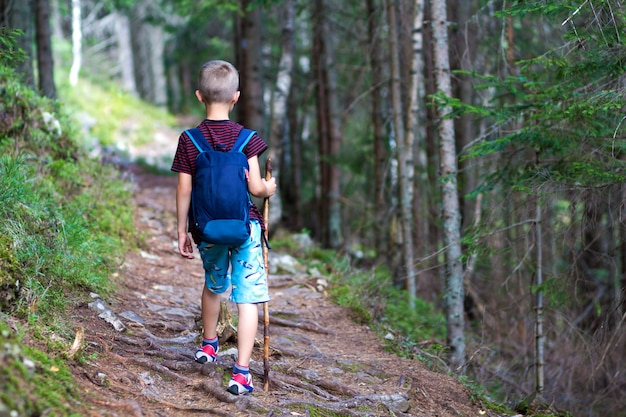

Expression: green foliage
xmin=0 ymin=28 xmax=26 ymax=68
xmin=458 ymin=1 xmax=626 ymax=188
xmin=456 ymin=16 xmax=626 ymax=193
xmin=0 ymin=318 xmax=82 ymax=417
xmin=326 ymin=260 xmax=446 ymax=358
xmin=382 ymin=289 xmax=447 ymax=342
xmin=0 ymin=31 xmax=137 ymax=416
xmin=0 ymin=61 xmax=135 ymax=322
xmin=0 ymin=152 xmax=133 ymax=320
xmin=496 ymin=1 xmax=574 ymax=19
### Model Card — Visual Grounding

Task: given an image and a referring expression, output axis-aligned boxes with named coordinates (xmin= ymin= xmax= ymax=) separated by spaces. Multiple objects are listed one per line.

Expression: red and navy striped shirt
xmin=171 ymin=119 xmax=268 ymax=241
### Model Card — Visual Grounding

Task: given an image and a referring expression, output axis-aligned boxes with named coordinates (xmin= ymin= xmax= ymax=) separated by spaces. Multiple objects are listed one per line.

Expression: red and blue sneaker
xmin=194 ymin=343 xmax=218 ymax=364
xmin=227 ymin=372 xmax=254 ymax=395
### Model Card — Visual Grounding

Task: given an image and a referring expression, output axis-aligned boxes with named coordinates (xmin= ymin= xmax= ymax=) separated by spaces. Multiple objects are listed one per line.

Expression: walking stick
xmin=262 ymin=158 xmax=272 ymax=392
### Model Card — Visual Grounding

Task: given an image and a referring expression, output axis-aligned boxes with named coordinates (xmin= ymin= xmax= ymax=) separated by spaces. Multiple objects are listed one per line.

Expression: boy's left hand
xmin=178 ymin=231 xmax=195 ymax=259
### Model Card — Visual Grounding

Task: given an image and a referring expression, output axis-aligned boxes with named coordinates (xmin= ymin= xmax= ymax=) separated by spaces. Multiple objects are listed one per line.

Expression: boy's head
xmin=197 ymin=60 xmax=240 ymax=105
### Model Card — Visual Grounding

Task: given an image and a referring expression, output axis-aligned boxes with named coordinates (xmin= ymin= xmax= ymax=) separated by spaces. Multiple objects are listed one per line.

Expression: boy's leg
xmin=227 ymin=222 xmax=268 ymax=395
xmin=195 ymin=286 xmax=221 ymax=363
xmin=234 ymin=303 xmax=259 ymax=366
xmin=201 ymin=286 xmax=221 ymax=340
xmin=196 ymin=242 xmax=230 ymax=363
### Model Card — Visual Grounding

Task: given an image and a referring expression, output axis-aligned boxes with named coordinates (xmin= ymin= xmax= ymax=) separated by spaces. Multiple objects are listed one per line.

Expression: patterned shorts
xmin=197 ymin=221 xmax=270 ymax=304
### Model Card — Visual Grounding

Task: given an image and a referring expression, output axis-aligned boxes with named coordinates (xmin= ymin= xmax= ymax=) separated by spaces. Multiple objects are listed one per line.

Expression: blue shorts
xmin=197 ymin=221 xmax=270 ymax=304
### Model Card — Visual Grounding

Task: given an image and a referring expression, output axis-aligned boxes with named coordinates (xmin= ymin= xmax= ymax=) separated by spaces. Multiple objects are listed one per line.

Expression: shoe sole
xmin=227 ymin=382 xmax=252 ymax=395
xmin=194 ymin=352 xmax=216 ymax=364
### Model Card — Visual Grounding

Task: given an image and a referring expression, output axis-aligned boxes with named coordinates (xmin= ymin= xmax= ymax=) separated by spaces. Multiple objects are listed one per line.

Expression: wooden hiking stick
xmin=262 ymin=158 xmax=272 ymax=392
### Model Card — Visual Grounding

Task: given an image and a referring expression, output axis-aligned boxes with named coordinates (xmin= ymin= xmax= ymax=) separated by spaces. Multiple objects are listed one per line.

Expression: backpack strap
xmin=186 ymin=128 xmax=255 ymax=153
xmin=185 ymin=128 xmax=209 ymax=152
xmin=232 ymin=128 xmax=256 ymax=153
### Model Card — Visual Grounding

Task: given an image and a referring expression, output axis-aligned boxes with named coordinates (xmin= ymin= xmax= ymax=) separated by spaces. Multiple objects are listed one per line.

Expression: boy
xmin=171 ymin=60 xmax=276 ymax=395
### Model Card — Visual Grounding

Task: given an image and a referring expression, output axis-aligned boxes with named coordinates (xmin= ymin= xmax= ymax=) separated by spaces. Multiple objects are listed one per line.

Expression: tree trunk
xmin=267 ymin=0 xmax=296 ymax=229
xmin=366 ymin=0 xmax=389 ymax=262
xmin=621 ymin=184 xmax=626 ymax=316
xmin=131 ymin=7 xmax=167 ymax=108
xmin=236 ymin=0 xmax=264 ymax=131
xmin=69 ymin=0 xmax=81 ymax=87
xmin=431 ymin=0 xmax=465 ymax=370
xmin=449 ymin=0 xmax=476 ymax=234
xmin=386 ymin=0 xmax=417 ymax=300
xmin=148 ymin=24 xmax=167 ymax=108
xmin=421 ymin=0 xmax=441 ymax=294
xmin=114 ymin=12 xmax=137 ymax=96
xmin=312 ymin=0 xmax=342 ymax=249
xmin=50 ymin=0 xmax=63 ymax=39
xmin=534 ymin=197 xmax=545 ymax=394
xmin=35 ymin=0 xmax=56 ymax=98
xmin=286 ymin=78 xmax=308 ymax=231
xmin=410 ymin=0 xmax=427 ymax=266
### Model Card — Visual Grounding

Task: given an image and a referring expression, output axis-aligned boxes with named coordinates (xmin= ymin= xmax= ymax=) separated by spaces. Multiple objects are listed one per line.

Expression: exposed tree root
xmin=269 ymin=372 xmax=340 ymax=400
xmin=290 ymin=367 xmax=358 ymax=397
xmin=196 ymin=380 xmax=239 ymax=403
xmin=276 ymin=393 xmax=411 ymax=416
xmin=90 ymin=399 xmax=145 ymax=417
xmin=269 ymin=314 xmax=336 ymax=335
xmin=140 ymin=394 xmax=232 ymax=416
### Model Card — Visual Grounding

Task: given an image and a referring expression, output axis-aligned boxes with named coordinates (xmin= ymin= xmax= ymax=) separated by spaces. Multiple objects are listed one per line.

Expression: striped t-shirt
xmin=171 ymin=119 xmax=268 ymax=242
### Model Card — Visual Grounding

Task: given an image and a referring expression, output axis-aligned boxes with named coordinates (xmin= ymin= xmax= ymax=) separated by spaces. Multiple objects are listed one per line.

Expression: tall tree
xmin=312 ymin=0 xmax=342 ymax=248
xmin=534 ymin=196 xmax=545 ymax=395
xmin=34 ymin=0 xmax=56 ymax=98
xmin=130 ymin=2 xmax=168 ymax=107
xmin=69 ymin=0 xmax=81 ymax=86
xmin=449 ymin=0 xmax=477 ymax=233
xmin=267 ymin=0 xmax=296 ymax=227
xmin=431 ymin=0 xmax=465 ymax=370
xmin=236 ymin=0 xmax=264 ymax=131
xmin=366 ymin=0 xmax=389 ymax=261
xmin=409 ymin=0 xmax=428 ymax=268
xmin=114 ymin=12 xmax=137 ymax=96
xmin=386 ymin=0 xmax=417 ymax=300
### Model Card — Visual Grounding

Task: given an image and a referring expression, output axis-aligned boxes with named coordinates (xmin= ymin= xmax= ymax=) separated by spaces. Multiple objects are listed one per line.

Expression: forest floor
xmin=66 ymin=164 xmax=505 ymax=417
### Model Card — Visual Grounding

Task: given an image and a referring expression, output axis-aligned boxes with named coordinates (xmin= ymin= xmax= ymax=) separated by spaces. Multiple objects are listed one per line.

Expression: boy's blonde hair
xmin=197 ymin=60 xmax=239 ymax=104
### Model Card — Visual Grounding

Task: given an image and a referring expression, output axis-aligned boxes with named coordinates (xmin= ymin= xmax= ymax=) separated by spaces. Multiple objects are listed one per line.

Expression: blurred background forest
xmin=2 ymin=0 xmax=626 ymax=415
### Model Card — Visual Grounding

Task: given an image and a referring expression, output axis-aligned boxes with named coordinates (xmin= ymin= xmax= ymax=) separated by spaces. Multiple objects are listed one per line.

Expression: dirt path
xmin=68 ymin=166 xmax=498 ymax=417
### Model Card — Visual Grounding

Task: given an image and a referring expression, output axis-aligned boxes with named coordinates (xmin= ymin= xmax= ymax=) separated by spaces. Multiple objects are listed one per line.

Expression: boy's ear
xmin=195 ymin=90 xmax=204 ymax=103
xmin=232 ymin=91 xmax=240 ymax=103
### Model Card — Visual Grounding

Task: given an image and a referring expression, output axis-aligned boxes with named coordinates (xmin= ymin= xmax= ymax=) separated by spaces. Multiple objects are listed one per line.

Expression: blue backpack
xmin=185 ymin=127 xmax=255 ymax=246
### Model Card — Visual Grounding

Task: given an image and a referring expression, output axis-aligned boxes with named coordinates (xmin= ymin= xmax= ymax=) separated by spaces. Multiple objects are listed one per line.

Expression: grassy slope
xmin=0 ymin=59 xmax=144 ymax=415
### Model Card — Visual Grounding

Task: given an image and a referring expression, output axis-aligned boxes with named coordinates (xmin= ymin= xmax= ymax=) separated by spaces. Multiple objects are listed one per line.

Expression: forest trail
xmin=68 ymin=165 xmax=500 ymax=417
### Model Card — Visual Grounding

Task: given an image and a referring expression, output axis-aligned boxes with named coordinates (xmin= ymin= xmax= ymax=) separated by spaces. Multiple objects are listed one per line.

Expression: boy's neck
xmin=205 ymin=102 xmax=233 ymax=121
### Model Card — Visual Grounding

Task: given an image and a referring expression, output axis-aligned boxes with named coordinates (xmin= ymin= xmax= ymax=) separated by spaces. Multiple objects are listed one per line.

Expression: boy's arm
xmin=247 ymin=155 xmax=276 ymax=198
xmin=176 ymin=172 xmax=195 ymax=259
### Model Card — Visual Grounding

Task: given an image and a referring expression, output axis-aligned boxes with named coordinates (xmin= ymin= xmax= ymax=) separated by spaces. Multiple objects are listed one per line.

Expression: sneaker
xmin=227 ymin=372 xmax=254 ymax=395
xmin=194 ymin=343 xmax=218 ymax=364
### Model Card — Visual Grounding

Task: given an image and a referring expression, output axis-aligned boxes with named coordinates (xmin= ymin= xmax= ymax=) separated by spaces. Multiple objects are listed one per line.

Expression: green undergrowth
xmin=275 ymin=237 xmax=522 ymax=416
xmin=313 ymin=249 xmax=447 ymax=361
xmin=0 ymin=319 xmax=82 ymax=417
xmin=269 ymin=232 xmax=448 ymax=360
xmin=295 ymin=242 xmax=567 ymax=416
xmin=1 ymin=31 xmax=136 ymax=415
